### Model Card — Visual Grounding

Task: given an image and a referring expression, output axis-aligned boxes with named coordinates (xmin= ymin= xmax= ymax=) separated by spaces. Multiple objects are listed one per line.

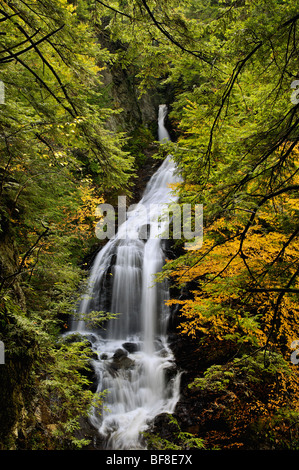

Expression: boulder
xmin=108 ymin=348 xmax=135 ymax=375
xmin=122 ymin=342 xmax=140 ymax=353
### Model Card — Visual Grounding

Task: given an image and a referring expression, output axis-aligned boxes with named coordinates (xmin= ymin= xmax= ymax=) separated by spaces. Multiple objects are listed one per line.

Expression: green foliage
xmin=144 ymin=414 xmax=205 ymax=450
xmin=189 ymin=351 xmax=290 ymax=393
xmin=0 ymin=0 xmax=138 ymax=449
xmin=36 ymin=337 xmax=104 ymax=449
xmin=123 ymin=125 xmax=155 ymax=168
xmin=0 ymin=294 xmax=113 ymax=449
xmin=73 ymin=309 xmax=120 ymax=330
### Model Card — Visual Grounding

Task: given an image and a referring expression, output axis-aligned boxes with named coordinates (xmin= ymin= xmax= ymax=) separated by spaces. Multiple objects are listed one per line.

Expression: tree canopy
xmin=0 ymin=0 xmax=134 ymax=449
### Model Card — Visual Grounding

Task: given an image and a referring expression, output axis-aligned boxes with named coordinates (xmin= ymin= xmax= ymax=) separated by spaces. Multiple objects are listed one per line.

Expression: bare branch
xmin=0 ymin=25 xmax=64 ymax=64
xmin=0 ymin=227 xmax=50 ymax=292
xmin=94 ymin=0 xmax=132 ymax=19
xmin=239 ymin=185 xmax=299 ymax=253
xmin=139 ymin=0 xmax=214 ymax=67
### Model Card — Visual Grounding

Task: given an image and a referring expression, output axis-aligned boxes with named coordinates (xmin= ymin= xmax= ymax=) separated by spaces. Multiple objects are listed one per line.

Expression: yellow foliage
xmin=166 ymin=207 xmax=298 ymax=351
xmin=63 ymin=183 xmax=105 ymax=238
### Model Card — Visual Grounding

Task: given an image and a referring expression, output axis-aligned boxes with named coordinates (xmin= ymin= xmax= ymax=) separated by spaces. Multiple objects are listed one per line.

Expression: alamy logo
xmin=0 ymin=81 xmax=4 ymax=104
xmin=95 ymin=197 xmax=203 ymax=251
xmin=0 ymin=341 xmax=5 ymax=364
xmin=290 ymin=80 xmax=299 ymax=105
xmin=290 ymin=340 xmax=299 ymax=365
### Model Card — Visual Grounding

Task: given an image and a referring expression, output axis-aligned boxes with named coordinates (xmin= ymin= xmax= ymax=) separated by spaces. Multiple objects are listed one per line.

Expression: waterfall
xmin=158 ymin=104 xmax=171 ymax=142
xmin=72 ymin=104 xmax=181 ymax=450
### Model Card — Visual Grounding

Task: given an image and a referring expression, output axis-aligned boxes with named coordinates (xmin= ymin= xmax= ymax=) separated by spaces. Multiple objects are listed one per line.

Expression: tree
xmin=160 ymin=0 xmax=299 ymax=449
xmin=0 ymin=0 xmax=134 ymax=449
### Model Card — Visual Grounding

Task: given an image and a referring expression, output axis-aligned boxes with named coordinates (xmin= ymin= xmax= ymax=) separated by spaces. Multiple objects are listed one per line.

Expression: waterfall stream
xmin=71 ymin=105 xmax=181 ymax=450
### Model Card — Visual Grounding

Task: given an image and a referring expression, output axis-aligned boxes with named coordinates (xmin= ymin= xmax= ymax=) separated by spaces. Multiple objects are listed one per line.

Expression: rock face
xmin=97 ymin=28 xmax=162 ymax=135
xmin=96 ymin=26 xmax=178 ymax=150
xmin=107 ymin=348 xmax=135 ymax=376
xmin=101 ymin=65 xmax=159 ymax=134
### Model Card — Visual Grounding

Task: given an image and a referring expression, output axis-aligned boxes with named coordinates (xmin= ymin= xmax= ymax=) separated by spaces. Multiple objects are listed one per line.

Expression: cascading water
xmin=72 ymin=104 xmax=181 ymax=450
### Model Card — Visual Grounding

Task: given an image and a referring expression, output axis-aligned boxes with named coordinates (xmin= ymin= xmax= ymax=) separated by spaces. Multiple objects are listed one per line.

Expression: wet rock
xmin=62 ymin=332 xmax=85 ymax=344
xmin=122 ymin=342 xmax=140 ymax=353
xmin=113 ymin=348 xmax=128 ymax=359
xmin=85 ymin=333 xmax=99 ymax=345
xmin=158 ymin=348 xmax=169 ymax=357
xmin=165 ymin=363 xmax=178 ymax=382
xmin=108 ymin=348 xmax=135 ymax=375
xmin=153 ymin=339 xmax=164 ymax=351
xmin=75 ymin=416 xmax=105 ymax=450
xmin=60 ymin=333 xmax=98 ymax=361
xmin=147 ymin=412 xmax=179 ymax=444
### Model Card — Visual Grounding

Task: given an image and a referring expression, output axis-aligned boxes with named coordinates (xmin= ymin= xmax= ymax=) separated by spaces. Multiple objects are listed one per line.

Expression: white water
xmin=71 ymin=105 xmax=181 ymax=450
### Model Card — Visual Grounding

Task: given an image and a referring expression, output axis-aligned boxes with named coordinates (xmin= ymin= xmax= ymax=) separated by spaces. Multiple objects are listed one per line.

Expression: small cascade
xmin=158 ymin=104 xmax=171 ymax=142
xmin=71 ymin=104 xmax=181 ymax=450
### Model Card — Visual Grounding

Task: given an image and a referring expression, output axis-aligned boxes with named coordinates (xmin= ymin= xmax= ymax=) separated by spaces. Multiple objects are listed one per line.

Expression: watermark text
xmin=0 ymin=341 xmax=5 ymax=364
xmin=0 ymin=81 xmax=4 ymax=104
xmin=95 ymin=197 xmax=203 ymax=251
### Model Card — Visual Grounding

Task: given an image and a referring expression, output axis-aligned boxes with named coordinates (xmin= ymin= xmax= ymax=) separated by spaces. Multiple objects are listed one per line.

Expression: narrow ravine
xmin=71 ymin=105 xmax=182 ymax=450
